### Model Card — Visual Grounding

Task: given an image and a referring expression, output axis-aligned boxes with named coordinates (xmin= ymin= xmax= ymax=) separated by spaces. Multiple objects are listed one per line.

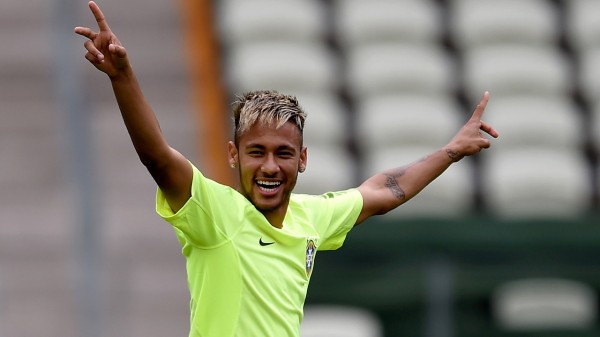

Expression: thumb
xmin=108 ymin=44 xmax=129 ymax=69
xmin=109 ymin=43 xmax=127 ymax=59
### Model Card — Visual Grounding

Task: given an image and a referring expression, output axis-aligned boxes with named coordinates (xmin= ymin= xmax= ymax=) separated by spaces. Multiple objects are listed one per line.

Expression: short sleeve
xmin=156 ymin=164 xmax=235 ymax=249
xmin=309 ymin=189 xmax=363 ymax=250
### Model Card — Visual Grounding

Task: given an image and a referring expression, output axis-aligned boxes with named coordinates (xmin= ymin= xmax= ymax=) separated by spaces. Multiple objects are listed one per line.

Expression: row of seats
xmin=213 ymin=4 xmax=600 ymax=336
xmin=217 ymin=0 xmax=356 ymax=197
xmin=217 ymin=0 xmax=600 ymax=103
xmin=215 ymin=0 xmax=600 ymax=219
xmin=302 ymin=276 xmax=598 ymax=336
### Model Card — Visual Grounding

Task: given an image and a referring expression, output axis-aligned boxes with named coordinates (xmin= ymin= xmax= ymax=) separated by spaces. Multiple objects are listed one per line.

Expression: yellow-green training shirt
xmin=156 ymin=164 xmax=363 ymax=337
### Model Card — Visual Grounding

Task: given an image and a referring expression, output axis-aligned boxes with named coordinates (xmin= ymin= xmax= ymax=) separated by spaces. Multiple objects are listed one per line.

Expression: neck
xmin=261 ymin=208 xmax=286 ymax=229
xmin=258 ymin=197 xmax=290 ymax=229
xmin=235 ymin=187 xmax=291 ymax=229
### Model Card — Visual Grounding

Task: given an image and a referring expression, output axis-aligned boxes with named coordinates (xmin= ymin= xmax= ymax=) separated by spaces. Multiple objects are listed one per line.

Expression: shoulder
xmin=164 ymin=164 xmax=248 ymax=217
xmin=191 ymin=165 xmax=241 ymax=200
xmin=292 ymin=188 xmax=362 ymax=202
xmin=290 ymin=189 xmax=363 ymax=212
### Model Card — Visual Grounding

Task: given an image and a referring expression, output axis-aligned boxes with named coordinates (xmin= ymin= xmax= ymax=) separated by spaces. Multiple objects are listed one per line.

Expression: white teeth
xmin=257 ymin=180 xmax=281 ymax=186
xmin=256 ymin=180 xmax=281 ymax=192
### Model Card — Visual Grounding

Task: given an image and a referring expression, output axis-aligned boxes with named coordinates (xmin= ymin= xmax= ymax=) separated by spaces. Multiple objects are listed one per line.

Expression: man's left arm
xmin=355 ymin=91 xmax=499 ymax=225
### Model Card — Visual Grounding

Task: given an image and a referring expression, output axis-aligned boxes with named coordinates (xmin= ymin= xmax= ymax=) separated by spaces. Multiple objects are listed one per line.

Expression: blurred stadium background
xmin=1 ymin=0 xmax=600 ymax=336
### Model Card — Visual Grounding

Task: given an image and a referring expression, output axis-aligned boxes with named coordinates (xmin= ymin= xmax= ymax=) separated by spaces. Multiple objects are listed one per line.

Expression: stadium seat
xmin=597 ymin=158 xmax=600 ymax=211
xmin=355 ymin=94 xmax=463 ymax=152
xmin=361 ymin=146 xmax=476 ymax=218
xmin=448 ymin=0 xmax=559 ymax=49
xmin=577 ymin=46 xmax=600 ymax=105
xmin=484 ymin=96 xmax=584 ymax=151
xmin=346 ymin=43 xmax=456 ymax=99
xmin=295 ymin=92 xmax=348 ymax=148
xmin=592 ymin=102 xmax=600 ymax=154
xmin=482 ymin=149 xmax=592 ymax=218
xmin=301 ymin=305 xmax=383 ymax=337
xmin=462 ymin=45 xmax=572 ymax=102
xmin=216 ymin=0 xmax=326 ymax=45
xmin=333 ymin=0 xmax=443 ymax=47
xmin=295 ymin=93 xmax=353 ymax=193
xmin=294 ymin=146 xmax=356 ymax=195
xmin=225 ymin=41 xmax=339 ymax=94
xmin=564 ymin=0 xmax=600 ymax=51
xmin=592 ymin=103 xmax=600 ymax=209
xmin=492 ymin=278 xmax=596 ymax=330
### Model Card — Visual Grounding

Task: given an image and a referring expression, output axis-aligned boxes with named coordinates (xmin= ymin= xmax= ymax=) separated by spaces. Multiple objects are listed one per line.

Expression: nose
xmin=261 ymin=153 xmax=280 ymax=175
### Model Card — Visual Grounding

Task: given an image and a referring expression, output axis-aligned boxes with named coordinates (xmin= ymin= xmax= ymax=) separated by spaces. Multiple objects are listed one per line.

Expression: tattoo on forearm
xmin=383 ymin=165 xmax=412 ymax=200
xmin=384 ymin=174 xmax=406 ymax=200
xmin=382 ymin=155 xmax=430 ymax=201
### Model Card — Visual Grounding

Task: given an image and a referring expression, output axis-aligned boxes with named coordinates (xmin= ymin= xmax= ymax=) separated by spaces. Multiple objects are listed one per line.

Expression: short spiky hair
xmin=232 ymin=90 xmax=307 ymax=145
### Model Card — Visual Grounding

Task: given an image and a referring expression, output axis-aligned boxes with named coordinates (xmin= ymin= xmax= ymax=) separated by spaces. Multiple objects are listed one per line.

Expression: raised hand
xmin=74 ymin=1 xmax=129 ymax=78
xmin=445 ymin=91 xmax=499 ymax=162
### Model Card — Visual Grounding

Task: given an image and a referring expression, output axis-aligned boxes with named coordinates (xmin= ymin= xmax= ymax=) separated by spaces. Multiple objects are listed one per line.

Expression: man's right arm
xmin=75 ymin=1 xmax=192 ymax=212
xmin=111 ymin=66 xmax=192 ymax=213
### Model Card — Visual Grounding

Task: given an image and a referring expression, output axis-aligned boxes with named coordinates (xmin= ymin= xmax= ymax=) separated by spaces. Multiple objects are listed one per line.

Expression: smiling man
xmin=228 ymin=92 xmax=309 ymax=227
xmin=75 ymin=2 xmax=498 ymax=337
xmin=154 ymin=91 xmax=366 ymax=336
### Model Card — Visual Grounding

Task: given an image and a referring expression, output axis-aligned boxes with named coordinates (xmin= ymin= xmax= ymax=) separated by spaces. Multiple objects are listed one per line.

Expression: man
xmin=75 ymin=1 xmax=499 ymax=336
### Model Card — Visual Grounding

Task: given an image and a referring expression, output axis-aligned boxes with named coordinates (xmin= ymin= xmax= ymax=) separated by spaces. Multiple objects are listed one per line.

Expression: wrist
xmin=443 ymin=145 xmax=463 ymax=163
xmin=108 ymin=66 xmax=134 ymax=82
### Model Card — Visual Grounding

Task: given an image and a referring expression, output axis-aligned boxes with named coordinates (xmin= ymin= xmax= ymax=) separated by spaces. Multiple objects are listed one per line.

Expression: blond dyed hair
xmin=232 ymin=90 xmax=307 ymax=145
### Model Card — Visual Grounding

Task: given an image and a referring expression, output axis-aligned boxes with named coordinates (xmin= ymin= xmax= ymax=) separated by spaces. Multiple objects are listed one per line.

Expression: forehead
xmin=239 ymin=121 xmax=303 ymax=149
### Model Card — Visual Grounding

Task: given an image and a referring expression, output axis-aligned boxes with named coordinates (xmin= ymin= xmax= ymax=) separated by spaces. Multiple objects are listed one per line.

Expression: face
xmin=228 ymin=121 xmax=307 ymax=217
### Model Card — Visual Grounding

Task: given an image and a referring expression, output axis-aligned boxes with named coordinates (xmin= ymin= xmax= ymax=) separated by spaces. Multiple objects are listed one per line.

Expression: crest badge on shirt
xmin=305 ymin=238 xmax=317 ymax=277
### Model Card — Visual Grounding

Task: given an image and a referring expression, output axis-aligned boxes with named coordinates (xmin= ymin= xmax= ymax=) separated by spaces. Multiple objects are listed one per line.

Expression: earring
xmin=299 ymin=166 xmax=305 ymax=173
xmin=231 ymin=163 xmax=236 ymax=169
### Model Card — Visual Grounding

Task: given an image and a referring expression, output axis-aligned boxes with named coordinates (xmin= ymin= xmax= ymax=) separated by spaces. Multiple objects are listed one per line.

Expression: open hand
xmin=445 ymin=91 xmax=499 ymax=161
xmin=74 ymin=1 xmax=129 ymax=78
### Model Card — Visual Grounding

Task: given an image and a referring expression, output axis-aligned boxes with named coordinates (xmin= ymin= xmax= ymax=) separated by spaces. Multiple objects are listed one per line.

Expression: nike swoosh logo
xmin=259 ymin=237 xmax=275 ymax=246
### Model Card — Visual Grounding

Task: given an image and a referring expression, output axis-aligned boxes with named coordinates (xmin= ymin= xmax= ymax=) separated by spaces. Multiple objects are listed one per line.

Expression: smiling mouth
xmin=256 ymin=180 xmax=282 ymax=193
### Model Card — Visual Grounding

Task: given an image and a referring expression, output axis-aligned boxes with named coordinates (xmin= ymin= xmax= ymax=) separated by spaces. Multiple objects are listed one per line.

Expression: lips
xmin=256 ymin=180 xmax=282 ymax=194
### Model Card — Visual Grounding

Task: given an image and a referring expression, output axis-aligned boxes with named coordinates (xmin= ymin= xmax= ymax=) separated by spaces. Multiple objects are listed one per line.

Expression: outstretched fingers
xmin=470 ymin=91 xmax=490 ymax=121
xmin=470 ymin=91 xmax=499 ymax=140
xmin=480 ymin=121 xmax=499 ymax=138
xmin=74 ymin=25 xmax=106 ymax=61
xmin=88 ymin=1 xmax=111 ymax=32
xmin=74 ymin=26 xmax=96 ymax=40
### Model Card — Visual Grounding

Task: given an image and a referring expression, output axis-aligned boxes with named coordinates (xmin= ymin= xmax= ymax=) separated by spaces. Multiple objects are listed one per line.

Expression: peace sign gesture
xmin=74 ymin=1 xmax=129 ymax=78
xmin=445 ymin=91 xmax=500 ymax=161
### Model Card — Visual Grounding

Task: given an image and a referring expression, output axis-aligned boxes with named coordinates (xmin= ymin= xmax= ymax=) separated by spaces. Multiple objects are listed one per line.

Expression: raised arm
xmin=356 ymin=91 xmax=499 ymax=225
xmin=75 ymin=1 xmax=192 ymax=212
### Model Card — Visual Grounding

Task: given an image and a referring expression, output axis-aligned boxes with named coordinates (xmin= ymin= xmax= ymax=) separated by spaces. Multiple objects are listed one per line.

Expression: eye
xmin=248 ymin=150 xmax=264 ymax=157
xmin=278 ymin=151 xmax=294 ymax=158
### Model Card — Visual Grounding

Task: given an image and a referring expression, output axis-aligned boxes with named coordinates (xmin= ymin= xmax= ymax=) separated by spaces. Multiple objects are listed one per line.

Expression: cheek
xmin=284 ymin=162 xmax=301 ymax=178
xmin=239 ymin=169 xmax=255 ymax=194
xmin=239 ymin=165 xmax=255 ymax=180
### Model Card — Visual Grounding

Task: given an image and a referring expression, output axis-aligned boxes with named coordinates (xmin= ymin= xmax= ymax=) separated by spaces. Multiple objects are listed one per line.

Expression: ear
xmin=227 ymin=141 xmax=239 ymax=168
xmin=298 ymin=146 xmax=307 ymax=173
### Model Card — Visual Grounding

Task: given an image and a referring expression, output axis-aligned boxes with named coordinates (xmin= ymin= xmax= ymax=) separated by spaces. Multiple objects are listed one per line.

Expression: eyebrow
xmin=245 ymin=143 xmax=297 ymax=153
